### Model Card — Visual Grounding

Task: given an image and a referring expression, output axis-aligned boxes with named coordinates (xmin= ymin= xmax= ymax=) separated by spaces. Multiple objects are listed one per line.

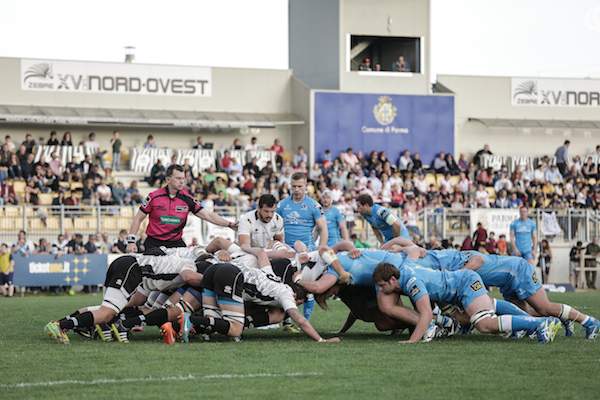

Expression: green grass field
xmin=1 ymin=291 xmax=600 ymax=400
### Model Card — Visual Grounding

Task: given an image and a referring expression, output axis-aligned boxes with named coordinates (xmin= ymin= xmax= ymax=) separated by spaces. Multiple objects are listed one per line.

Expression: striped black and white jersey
xmin=155 ymin=245 xmax=207 ymax=260
xmin=237 ymin=210 xmax=284 ymax=248
xmin=297 ymin=250 xmax=327 ymax=281
xmin=238 ymin=265 xmax=297 ymax=312
xmin=134 ymin=254 xmax=196 ymax=292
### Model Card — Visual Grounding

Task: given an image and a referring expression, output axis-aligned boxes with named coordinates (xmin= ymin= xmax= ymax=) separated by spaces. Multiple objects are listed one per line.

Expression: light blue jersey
xmin=398 ymin=265 xmax=487 ymax=309
xmin=461 ymin=251 xmax=542 ymax=300
xmin=323 ymin=206 xmax=344 ymax=247
xmin=325 ymin=249 xmax=408 ymax=287
xmin=363 ymin=204 xmax=410 ymax=242
xmin=510 ymin=218 xmax=536 ymax=259
xmin=277 ymin=196 xmax=322 ymax=251
xmin=416 ymin=249 xmax=467 ymax=272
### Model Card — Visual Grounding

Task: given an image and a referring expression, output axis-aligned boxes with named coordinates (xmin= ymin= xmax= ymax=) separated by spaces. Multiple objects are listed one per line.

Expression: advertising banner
xmin=21 ymin=59 xmax=211 ymax=96
xmin=511 ymin=77 xmax=600 ymax=107
xmin=13 ymin=254 xmax=108 ymax=286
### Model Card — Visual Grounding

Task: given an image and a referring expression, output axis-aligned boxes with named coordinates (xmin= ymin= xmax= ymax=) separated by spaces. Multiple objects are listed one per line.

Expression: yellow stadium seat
xmin=70 ymin=182 xmax=83 ymax=191
xmin=46 ymin=217 xmax=60 ymax=230
xmin=1 ymin=218 xmax=17 ymax=231
xmin=120 ymin=207 xmax=134 ymax=218
xmin=4 ymin=207 xmax=19 ymax=217
xmin=38 ymin=193 xmax=55 ymax=205
xmin=117 ymin=218 xmax=132 ymax=230
xmin=12 ymin=181 xmax=26 ymax=194
xmin=102 ymin=216 xmax=118 ymax=231
xmin=485 ymin=187 xmax=496 ymax=202
xmin=0 ymin=208 xmax=4 ymax=217
xmin=59 ymin=182 xmax=70 ymax=190
xmin=74 ymin=216 xmax=97 ymax=231
xmin=449 ymin=176 xmax=460 ymax=186
xmin=63 ymin=218 xmax=74 ymax=231
xmin=425 ymin=173 xmax=437 ymax=185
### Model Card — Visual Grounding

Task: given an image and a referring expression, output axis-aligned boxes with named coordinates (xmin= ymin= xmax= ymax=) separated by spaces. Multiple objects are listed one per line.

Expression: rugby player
xmin=277 ymin=172 xmax=328 ymax=320
xmin=463 ymin=250 xmax=600 ymax=339
xmin=510 ymin=206 xmax=537 ymax=265
xmin=356 ymin=194 xmax=410 ymax=245
xmin=320 ymin=190 xmax=349 ymax=247
xmin=373 ymin=262 xmax=561 ymax=344
xmin=44 ymin=252 xmax=204 ymax=344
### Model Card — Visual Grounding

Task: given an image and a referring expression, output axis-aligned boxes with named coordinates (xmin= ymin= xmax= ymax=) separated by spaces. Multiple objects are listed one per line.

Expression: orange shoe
xmin=160 ymin=322 xmax=176 ymax=345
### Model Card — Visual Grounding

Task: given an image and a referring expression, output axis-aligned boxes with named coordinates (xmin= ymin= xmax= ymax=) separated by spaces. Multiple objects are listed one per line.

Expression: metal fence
xmin=0 ymin=205 xmax=598 ymax=246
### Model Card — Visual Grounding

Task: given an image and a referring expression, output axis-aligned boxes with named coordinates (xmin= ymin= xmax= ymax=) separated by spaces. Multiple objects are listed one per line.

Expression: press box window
xmin=349 ymin=35 xmax=421 ymax=73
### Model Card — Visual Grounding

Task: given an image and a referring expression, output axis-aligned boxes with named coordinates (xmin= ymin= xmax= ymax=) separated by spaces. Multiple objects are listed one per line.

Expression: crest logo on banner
xmin=373 ymin=96 xmax=397 ymax=126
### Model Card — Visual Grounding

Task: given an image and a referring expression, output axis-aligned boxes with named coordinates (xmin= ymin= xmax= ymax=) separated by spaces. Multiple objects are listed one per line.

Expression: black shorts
xmin=270 ymin=258 xmax=298 ymax=286
xmin=244 ymin=303 xmax=272 ymax=328
xmin=195 ymin=259 xmax=214 ymax=275
xmin=104 ymin=255 xmax=142 ymax=294
xmin=143 ymin=236 xmax=186 ymax=251
xmin=201 ymin=263 xmax=244 ymax=303
xmin=338 ymin=285 xmax=379 ymax=323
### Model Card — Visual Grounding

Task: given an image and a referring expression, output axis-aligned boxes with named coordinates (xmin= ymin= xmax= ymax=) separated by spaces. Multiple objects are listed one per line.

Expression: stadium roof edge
xmin=0 ymin=104 xmax=304 ymax=130
xmin=468 ymin=117 xmax=600 ymax=129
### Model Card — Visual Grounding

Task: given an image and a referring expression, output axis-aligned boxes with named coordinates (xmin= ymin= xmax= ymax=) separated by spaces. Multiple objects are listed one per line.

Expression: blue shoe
xmin=584 ymin=318 xmax=599 ymax=340
xmin=562 ymin=320 xmax=575 ymax=337
xmin=536 ymin=318 xmax=560 ymax=344
xmin=180 ymin=312 xmax=192 ymax=343
xmin=422 ymin=321 xmax=437 ymax=342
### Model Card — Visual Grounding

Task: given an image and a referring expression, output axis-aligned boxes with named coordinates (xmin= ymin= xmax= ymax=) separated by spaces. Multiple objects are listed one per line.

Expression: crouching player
xmin=373 ymin=262 xmax=561 ymax=344
xmin=464 ymin=251 xmax=600 ymax=339
xmin=44 ymin=254 xmax=203 ymax=344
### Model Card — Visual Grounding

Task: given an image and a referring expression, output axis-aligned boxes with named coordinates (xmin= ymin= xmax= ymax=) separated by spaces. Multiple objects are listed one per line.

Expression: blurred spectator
xmin=472 ymin=222 xmax=488 ymax=250
xmin=432 ymin=152 xmax=448 ymax=173
xmin=554 ymin=140 xmax=570 ymax=176
xmin=148 ymin=159 xmax=166 ymax=187
xmin=111 ymin=229 xmax=128 ymax=253
xmin=392 ymin=55 xmax=409 ymax=72
xmin=570 ymin=240 xmax=585 ymax=286
xmin=47 ymin=130 xmax=59 ymax=146
xmin=585 ymin=238 xmax=600 ymax=289
xmin=473 ymin=144 xmax=492 ymax=167
xmin=497 ymin=234 xmax=508 ymax=255
xmin=52 ymin=234 xmax=68 ymax=255
xmin=270 ymin=138 xmax=284 ymax=167
xmin=0 ymin=243 xmax=14 ymax=297
xmin=193 ymin=135 xmax=208 ymax=149
xmin=144 ymin=134 xmax=157 ymax=149
xmin=539 ymin=239 xmax=552 ymax=283
xmin=293 ymin=146 xmax=307 ymax=167
xmin=67 ymin=234 xmax=86 ymax=254
xmin=12 ymin=230 xmax=35 ymax=256
xmin=245 ymin=137 xmax=259 ymax=151
xmin=84 ymin=234 xmax=101 ymax=254
xmin=36 ymin=238 xmax=52 ymax=254
xmin=358 ymin=57 xmax=372 ymax=71
xmin=110 ymin=130 xmax=122 ymax=171
xmin=485 ymin=231 xmax=497 ymax=254
xmin=61 ymin=131 xmax=73 ymax=146
xmin=231 ymin=138 xmax=243 ymax=150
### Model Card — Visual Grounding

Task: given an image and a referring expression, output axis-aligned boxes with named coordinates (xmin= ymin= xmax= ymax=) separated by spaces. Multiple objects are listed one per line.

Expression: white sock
xmin=497 ymin=315 xmax=512 ymax=333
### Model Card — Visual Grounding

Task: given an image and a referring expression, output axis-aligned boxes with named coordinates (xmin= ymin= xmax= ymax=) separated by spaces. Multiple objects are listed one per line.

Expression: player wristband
xmin=126 ymin=234 xmax=137 ymax=244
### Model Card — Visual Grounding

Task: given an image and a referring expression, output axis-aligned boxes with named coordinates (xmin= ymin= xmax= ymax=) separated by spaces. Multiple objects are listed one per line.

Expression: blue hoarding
xmin=314 ymin=92 xmax=454 ymax=165
xmin=13 ymin=254 xmax=108 ymax=286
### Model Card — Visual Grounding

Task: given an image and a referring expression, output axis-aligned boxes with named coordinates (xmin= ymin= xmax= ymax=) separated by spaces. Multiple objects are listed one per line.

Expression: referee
xmin=126 ymin=164 xmax=236 ymax=253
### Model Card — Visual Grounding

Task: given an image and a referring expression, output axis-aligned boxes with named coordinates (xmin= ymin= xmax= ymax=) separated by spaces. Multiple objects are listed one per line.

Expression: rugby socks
xmin=582 ymin=316 xmax=595 ymax=329
xmin=123 ymin=308 xmax=168 ymax=329
xmin=59 ymin=311 xmax=94 ymax=330
xmin=190 ymin=314 xmax=231 ymax=336
xmin=493 ymin=299 xmax=529 ymax=316
xmin=498 ymin=315 xmax=540 ymax=335
xmin=303 ymin=294 xmax=315 ymax=320
xmin=120 ymin=307 xmax=144 ymax=319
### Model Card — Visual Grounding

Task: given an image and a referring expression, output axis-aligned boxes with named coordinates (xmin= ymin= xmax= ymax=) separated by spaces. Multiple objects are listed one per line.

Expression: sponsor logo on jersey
xmin=470 ymin=281 xmax=483 ymax=291
xmin=160 ymin=216 xmax=182 ymax=225
xmin=175 ymin=205 xmax=188 ymax=212
xmin=141 ymin=195 xmax=151 ymax=207
xmin=532 ymin=272 xmax=539 ymax=284
xmin=224 ymin=285 xmax=232 ymax=294
xmin=409 ymin=285 xmax=420 ymax=297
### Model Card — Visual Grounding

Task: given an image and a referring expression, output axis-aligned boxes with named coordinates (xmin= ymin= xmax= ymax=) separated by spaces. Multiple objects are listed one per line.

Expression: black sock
xmin=59 ymin=311 xmax=94 ymax=330
xmin=123 ymin=308 xmax=168 ymax=329
xmin=69 ymin=310 xmax=80 ymax=318
xmin=190 ymin=315 xmax=231 ymax=335
xmin=120 ymin=307 xmax=143 ymax=319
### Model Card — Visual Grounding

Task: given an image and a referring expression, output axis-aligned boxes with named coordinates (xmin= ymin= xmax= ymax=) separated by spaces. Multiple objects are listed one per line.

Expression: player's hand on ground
xmin=126 ymin=243 xmax=137 ymax=253
xmin=322 ymin=337 xmax=341 ymax=343
xmin=348 ymin=249 xmax=361 ymax=259
xmin=398 ymin=340 xmax=417 ymax=344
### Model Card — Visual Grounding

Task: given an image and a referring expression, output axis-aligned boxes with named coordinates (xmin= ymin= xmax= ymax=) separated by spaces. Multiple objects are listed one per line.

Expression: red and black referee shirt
xmin=140 ymin=186 xmax=203 ymax=241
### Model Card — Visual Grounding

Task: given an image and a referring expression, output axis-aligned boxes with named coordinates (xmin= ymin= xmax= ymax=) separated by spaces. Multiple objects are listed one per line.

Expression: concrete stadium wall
xmin=438 ymin=74 xmax=600 ymax=158
xmin=339 ymin=0 xmax=430 ymax=94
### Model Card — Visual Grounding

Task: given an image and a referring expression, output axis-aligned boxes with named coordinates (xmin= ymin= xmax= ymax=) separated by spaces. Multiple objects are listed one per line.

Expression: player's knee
xmin=470 ymin=309 xmax=496 ymax=333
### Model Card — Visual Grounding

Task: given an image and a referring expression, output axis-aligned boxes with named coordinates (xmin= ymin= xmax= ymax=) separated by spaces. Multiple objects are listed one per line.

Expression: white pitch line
xmin=1 ymin=372 xmax=322 ymax=390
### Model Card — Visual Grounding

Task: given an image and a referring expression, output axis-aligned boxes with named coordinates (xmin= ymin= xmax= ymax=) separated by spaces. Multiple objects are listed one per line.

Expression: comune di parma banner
xmin=314 ymin=92 xmax=454 ymax=164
